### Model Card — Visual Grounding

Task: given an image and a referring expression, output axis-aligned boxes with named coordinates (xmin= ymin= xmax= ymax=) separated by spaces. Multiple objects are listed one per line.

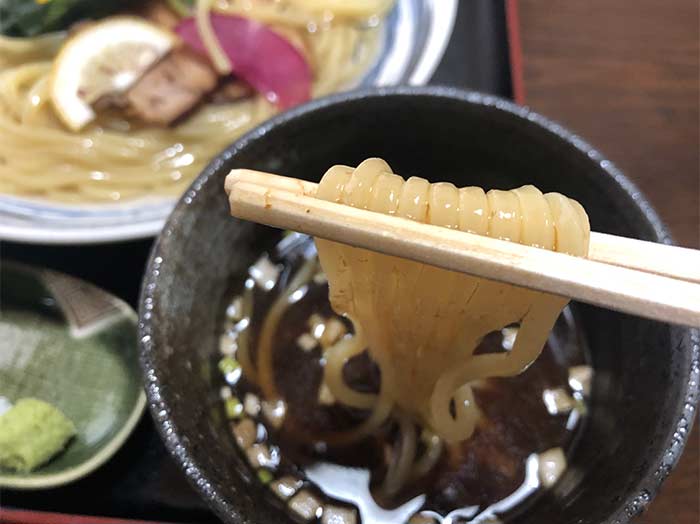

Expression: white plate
xmin=0 ymin=0 xmax=457 ymax=245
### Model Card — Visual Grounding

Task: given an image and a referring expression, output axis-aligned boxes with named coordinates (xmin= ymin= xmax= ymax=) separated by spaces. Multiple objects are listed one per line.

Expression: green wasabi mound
xmin=0 ymin=398 xmax=77 ymax=473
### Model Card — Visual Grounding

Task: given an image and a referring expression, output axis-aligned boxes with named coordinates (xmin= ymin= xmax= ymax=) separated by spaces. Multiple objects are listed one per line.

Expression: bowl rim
xmin=139 ymin=85 xmax=700 ymax=524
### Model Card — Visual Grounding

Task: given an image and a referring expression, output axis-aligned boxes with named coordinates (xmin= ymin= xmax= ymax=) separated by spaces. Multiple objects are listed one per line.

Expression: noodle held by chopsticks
xmin=312 ymin=159 xmax=590 ymax=443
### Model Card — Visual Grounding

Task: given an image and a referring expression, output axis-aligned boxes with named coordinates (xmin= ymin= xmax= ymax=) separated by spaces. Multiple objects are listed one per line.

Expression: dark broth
xmin=215 ymin=234 xmax=591 ymax=524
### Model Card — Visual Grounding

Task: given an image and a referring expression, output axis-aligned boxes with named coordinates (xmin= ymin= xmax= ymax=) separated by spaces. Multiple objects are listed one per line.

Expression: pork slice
xmin=209 ymin=79 xmax=255 ymax=104
xmin=126 ymin=47 xmax=219 ymax=125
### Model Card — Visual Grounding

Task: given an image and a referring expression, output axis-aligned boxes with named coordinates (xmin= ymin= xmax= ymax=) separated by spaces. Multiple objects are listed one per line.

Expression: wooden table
xmin=515 ymin=1 xmax=699 ymax=522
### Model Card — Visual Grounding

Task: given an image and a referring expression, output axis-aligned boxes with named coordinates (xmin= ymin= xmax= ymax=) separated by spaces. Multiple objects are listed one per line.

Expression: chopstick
xmin=224 ymin=169 xmax=700 ymax=327
xmin=225 ymin=170 xmax=700 ymax=285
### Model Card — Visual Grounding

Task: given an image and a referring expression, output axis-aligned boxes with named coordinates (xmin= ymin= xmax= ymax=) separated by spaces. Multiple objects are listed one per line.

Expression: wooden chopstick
xmin=587 ymin=232 xmax=700 ymax=285
xmin=224 ymin=169 xmax=700 ymax=327
xmin=225 ymin=169 xmax=700 ymax=285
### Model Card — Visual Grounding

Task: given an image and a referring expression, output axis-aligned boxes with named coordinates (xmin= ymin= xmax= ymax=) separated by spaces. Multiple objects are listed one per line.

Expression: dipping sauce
xmin=215 ymin=233 xmax=592 ymax=524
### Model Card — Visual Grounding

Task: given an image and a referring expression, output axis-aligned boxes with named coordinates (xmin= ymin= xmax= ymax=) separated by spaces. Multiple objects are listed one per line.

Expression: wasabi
xmin=0 ymin=398 xmax=76 ymax=472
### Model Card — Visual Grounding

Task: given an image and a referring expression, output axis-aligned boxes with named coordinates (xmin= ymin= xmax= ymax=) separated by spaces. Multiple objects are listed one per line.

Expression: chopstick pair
xmin=224 ymin=169 xmax=700 ymax=328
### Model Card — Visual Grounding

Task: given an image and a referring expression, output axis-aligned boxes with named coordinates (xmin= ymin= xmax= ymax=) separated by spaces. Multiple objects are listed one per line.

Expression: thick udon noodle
xmin=251 ymin=159 xmax=589 ymax=439
xmin=0 ymin=1 xmax=384 ymax=202
xmin=312 ymin=159 xmax=589 ymax=444
xmin=241 ymin=158 xmax=589 ymax=496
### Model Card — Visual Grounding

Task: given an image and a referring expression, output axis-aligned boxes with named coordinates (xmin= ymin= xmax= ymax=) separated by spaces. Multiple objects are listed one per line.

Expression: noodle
xmin=379 ymin=410 xmax=416 ymax=497
xmin=196 ymin=0 xmax=232 ymax=74
xmin=313 ymin=159 xmax=590 ymax=444
xmin=254 ymin=252 xmax=393 ymax=446
xmin=323 ymin=332 xmax=376 ymax=410
xmin=287 ymin=0 xmax=395 ymax=17
xmin=235 ymin=277 xmax=257 ymax=381
xmin=224 ymin=168 xmax=590 ymax=499
xmin=257 ymin=255 xmax=319 ymax=398
xmin=0 ymin=2 xmax=385 ymax=202
xmin=409 ymin=430 xmax=443 ymax=481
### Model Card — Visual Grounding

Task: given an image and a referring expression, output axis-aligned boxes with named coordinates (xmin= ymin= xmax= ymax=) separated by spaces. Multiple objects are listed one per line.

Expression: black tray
xmin=1 ymin=1 xmax=512 ymax=520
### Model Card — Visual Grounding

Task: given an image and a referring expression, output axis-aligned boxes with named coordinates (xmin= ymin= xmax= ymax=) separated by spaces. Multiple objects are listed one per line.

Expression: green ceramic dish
xmin=0 ymin=262 xmax=146 ymax=489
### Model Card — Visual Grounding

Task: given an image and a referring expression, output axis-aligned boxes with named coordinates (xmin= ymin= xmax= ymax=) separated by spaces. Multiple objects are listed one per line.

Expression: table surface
xmin=517 ymin=1 xmax=699 ymax=523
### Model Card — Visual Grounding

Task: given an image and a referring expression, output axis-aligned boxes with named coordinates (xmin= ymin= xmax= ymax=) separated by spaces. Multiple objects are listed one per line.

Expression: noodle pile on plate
xmin=0 ymin=1 xmax=389 ymax=203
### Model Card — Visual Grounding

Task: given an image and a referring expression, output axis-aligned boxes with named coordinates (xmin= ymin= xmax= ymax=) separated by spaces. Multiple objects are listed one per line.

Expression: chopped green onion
xmin=573 ymin=394 xmax=588 ymax=416
xmin=224 ymin=397 xmax=244 ymax=419
xmin=257 ymin=468 xmax=274 ymax=485
xmin=218 ymin=356 xmax=240 ymax=376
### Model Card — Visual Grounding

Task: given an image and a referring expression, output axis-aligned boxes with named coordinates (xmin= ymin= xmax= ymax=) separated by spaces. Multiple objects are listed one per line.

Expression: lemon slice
xmin=50 ymin=17 xmax=176 ymax=131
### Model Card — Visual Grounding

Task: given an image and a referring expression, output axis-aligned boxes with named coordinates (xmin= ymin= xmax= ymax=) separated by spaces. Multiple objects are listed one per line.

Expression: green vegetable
xmin=257 ymin=468 xmax=274 ymax=485
xmin=224 ymin=397 xmax=244 ymax=419
xmin=218 ymin=356 xmax=240 ymax=376
xmin=0 ymin=398 xmax=76 ymax=472
xmin=0 ymin=0 xmax=134 ymax=37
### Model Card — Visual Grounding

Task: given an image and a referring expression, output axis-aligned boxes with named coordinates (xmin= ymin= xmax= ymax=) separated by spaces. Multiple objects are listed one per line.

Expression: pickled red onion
xmin=176 ymin=14 xmax=312 ymax=109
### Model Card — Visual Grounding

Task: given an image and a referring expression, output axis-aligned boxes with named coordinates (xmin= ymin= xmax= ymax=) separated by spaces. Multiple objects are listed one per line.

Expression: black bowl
xmin=139 ymin=87 xmax=699 ymax=524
